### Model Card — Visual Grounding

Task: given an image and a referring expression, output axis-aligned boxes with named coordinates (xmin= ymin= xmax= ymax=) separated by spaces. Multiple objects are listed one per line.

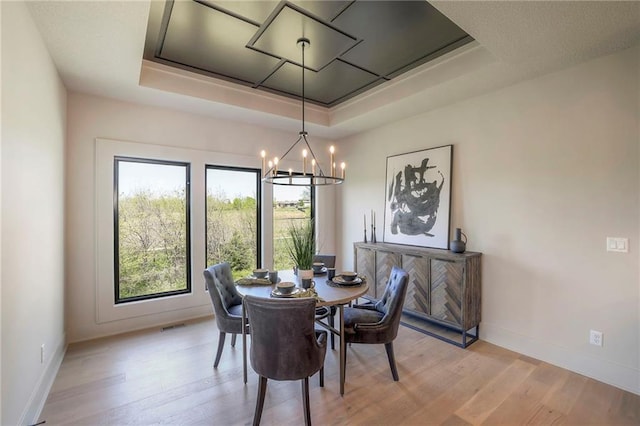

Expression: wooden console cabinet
xmin=354 ymin=242 xmax=481 ymax=348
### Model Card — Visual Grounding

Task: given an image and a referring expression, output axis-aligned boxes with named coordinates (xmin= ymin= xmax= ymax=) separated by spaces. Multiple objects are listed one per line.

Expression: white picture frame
xmin=383 ymin=145 xmax=452 ymax=249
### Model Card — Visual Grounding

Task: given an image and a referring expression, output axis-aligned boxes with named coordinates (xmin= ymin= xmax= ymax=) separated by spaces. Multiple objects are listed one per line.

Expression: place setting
xmin=327 ymin=270 xmax=365 ymax=287
xmin=312 ymin=261 xmax=327 ymax=275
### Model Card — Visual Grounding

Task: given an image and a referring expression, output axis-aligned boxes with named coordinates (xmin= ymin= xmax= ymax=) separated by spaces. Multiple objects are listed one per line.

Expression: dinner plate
xmin=271 ymin=287 xmax=303 ymax=298
xmin=313 ymin=267 xmax=328 ymax=275
xmin=332 ymin=276 xmax=363 ymax=286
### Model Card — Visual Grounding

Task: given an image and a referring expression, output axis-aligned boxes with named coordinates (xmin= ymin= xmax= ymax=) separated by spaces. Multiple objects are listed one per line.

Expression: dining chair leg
xmin=302 ymin=377 xmax=311 ymax=426
xmin=242 ymin=302 xmax=248 ymax=384
xmin=319 ymin=366 xmax=324 ymax=387
xmin=385 ymin=342 xmax=399 ymax=381
xmin=253 ymin=376 xmax=268 ymax=426
xmin=231 ymin=333 xmax=237 ymax=347
xmin=328 ymin=312 xmax=335 ymax=350
xmin=214 ymin=331 xmax=226 ymax=368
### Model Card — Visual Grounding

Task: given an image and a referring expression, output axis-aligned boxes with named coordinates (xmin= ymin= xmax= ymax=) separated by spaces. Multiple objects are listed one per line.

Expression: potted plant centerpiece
xmin=285 ymin=219 xmax=315 ymax=282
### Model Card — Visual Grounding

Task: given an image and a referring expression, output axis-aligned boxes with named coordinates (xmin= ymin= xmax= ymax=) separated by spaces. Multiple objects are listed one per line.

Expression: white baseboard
xmin=20 ymin=333 xmax=67 ymax=426
xmin=481 ymin=322 xmax=640 ymax=396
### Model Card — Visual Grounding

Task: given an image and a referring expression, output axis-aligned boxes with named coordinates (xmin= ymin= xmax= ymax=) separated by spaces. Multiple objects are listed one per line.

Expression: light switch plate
xmin=607 ymin=237 xmax=628 ymax=253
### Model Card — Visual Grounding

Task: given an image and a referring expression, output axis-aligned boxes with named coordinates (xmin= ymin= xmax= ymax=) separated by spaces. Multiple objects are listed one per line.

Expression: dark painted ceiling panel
xmin=334 ymin=1 xmax=471 ymax=77
xmin=249 ymin=4 xmax=358 ymax=71
xmin=159 ymin=1 xmax=280 ymax=85
xmin=144 ymin=1 xmax=473 ymax=107
xmin=262 ymin=60 xmax=381 ymax=105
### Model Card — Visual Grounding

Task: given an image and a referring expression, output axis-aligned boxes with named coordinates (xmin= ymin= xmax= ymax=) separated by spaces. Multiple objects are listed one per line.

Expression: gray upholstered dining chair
xmin=343 ymin=266 xmax=409 ymax=381
xmin=203 ymin=262 xmax=248 ymax=369
xmin=313 ymin=254 xmax=337 ymax=349
xmin=244 ymin=295 xmax=327 ymax=426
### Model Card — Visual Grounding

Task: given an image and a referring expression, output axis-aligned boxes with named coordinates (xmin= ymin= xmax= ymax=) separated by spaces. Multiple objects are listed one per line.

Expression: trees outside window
xmin=273 ymin=180 xmax=314 ymax=271
xmin=115 ymin=158 xmax=191 ymax=303
xmin=206 ymin=166 xmax=261 ymax=279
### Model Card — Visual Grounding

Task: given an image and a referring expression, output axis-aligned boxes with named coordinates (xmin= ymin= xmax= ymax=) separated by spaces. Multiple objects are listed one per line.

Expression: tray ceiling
xmin=144 ymin=0 xmax=473 ymax=107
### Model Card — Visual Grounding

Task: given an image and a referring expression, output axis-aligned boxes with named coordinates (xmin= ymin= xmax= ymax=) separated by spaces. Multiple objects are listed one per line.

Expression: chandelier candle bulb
xmin=302 ymin=149 xmax=307 ymax=175
xmin=273 ymin=157 xmax=279 ymax=176
xmin=311 ymin=158 xmax=316 ymax=176
xmin=341 ymin=162 xmax=346 ymax=179
xmin=330 ymin=146 xmax=335 ymax=176
xmin=261 ymin=150 xmax=266 ymax=176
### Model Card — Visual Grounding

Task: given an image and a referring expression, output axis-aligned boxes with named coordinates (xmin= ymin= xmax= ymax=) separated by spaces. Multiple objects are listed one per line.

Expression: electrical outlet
xmin=589 ymin=330 xmax=603 ymax=347
xmin=40 ymin=344 xmax=45 ymax=363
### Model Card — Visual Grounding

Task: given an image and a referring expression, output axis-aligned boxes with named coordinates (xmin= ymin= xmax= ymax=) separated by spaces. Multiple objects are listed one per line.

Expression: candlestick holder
xmin=372 ymin=226 xmax=377 ymax=243
xmin=363 ymin=228 xmax=367 ymax=243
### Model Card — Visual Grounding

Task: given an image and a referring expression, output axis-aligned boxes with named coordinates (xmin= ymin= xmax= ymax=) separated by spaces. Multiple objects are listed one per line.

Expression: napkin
xmin=292 ymin=287 xmax=325 ymax=302
xmin=236 ymin=277 xmax=272 ymax=286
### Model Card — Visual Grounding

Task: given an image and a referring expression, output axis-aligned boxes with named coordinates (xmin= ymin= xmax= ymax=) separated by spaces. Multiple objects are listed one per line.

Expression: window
xmin=273 ymin=174 xmax=314 ymax=270
xmin=114 ymin=157 xmax=191 ymax=303
xmin=206 ymin=165 xmax=261 ymax=279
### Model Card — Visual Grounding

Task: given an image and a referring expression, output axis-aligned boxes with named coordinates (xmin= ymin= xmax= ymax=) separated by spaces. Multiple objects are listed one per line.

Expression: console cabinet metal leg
xmin=354 ymin=242 xmax=481 ymax=348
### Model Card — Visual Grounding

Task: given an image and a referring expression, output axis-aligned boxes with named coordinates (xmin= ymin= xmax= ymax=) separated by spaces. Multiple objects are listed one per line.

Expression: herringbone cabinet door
xmin=375 ymin=251 xmax=400 ymax=298
xmin=430 ymin=259 xmax=464 ymax=327
xmin=402 ymin=254 xmax=429 ymax=315
xmin=356 ymin=247 xmax=375 ymax=298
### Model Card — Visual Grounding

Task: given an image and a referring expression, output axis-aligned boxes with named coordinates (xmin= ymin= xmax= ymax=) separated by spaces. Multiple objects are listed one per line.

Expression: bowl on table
xmin=312 ymin=262 xmax=325 ymax=273
xmin=253 ymin=268 xmax=269 ymax=279
xmin=340 ymin=271 xmax=358 ymax=282
xmin=276 ymin=281 xmax=296 ymax=295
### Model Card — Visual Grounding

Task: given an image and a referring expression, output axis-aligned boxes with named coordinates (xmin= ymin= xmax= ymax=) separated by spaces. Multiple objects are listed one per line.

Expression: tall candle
xmin=302 ymin=149 xmax=307 ymax=175
xmin=260 ymin=150 xmax=266 ymax=176
xmin=330 ymin=146 xmax=335 ymax=177
xmin=364 ymin=214 xmax=366 ymax=229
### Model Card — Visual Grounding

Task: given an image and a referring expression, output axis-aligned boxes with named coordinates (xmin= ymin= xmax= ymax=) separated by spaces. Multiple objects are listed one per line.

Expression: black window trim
xmin=113 ymin=156 xmax=192 ymax=304
xmin=204 ymin=164 xmax=263 ymax=271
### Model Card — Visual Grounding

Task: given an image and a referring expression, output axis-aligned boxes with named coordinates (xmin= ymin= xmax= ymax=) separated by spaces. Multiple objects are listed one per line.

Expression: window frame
xmin=204 ymin=164 xmax=263 ymax=271
xmin=113 ymin=156 xmax=192 ymax=304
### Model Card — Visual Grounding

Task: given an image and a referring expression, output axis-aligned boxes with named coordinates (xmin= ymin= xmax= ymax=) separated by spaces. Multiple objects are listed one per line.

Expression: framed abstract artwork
xmin=383 ymin=145 xmax=452 ymax=249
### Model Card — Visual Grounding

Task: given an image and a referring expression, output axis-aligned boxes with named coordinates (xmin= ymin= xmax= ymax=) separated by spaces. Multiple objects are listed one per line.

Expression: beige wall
xmin=65 ymin=93 xmax=337 ymax=342
xmin=337 ymin=46 xmax=640 ymax=394
xmin=1 ymin=2 xmax=67 ymax=424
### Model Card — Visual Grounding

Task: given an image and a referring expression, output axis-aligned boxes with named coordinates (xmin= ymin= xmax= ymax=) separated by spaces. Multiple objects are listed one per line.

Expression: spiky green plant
xmin=285 ymin=219 xmax=315 ymax=270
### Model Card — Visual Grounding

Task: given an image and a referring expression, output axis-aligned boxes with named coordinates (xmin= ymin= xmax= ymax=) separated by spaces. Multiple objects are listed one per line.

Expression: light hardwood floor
xmin=39 ymin=317 xmax=639 ymax=425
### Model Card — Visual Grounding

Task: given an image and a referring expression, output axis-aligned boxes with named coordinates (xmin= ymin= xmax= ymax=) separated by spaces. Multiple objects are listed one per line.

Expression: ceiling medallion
xmin=261 ymin=37 xmax=345 ymax=186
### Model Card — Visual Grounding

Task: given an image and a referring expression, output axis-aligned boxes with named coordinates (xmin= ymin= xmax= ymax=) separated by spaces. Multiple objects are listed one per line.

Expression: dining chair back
xmin=244 ymin=295 xmax=327 ymax=426
xmin=203 ymin=262 xmax=247 ymax=368
xmin=313 ymin=254 xmax=336 ymax=268
xmin=343 ymin=266 xmax=409 ymax=381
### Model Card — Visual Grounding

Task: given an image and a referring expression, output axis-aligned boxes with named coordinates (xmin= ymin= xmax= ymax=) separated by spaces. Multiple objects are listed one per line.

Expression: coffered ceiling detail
xmin=144 ymin=0 xmax=473 ymax=107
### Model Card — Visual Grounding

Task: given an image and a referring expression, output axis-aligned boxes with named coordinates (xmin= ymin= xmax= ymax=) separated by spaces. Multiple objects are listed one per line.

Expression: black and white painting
xmin=383 ymin=145 xmax=452 ymax=249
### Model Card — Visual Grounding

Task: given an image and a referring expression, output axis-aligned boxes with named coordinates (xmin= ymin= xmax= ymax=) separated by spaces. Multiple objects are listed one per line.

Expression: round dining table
xmin=236 ymin=269 xmax=369 ymax=396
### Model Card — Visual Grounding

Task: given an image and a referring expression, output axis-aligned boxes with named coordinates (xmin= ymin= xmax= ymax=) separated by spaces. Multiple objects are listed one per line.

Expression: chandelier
xmin=261 ymin=38 xmax=345 ymax=186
